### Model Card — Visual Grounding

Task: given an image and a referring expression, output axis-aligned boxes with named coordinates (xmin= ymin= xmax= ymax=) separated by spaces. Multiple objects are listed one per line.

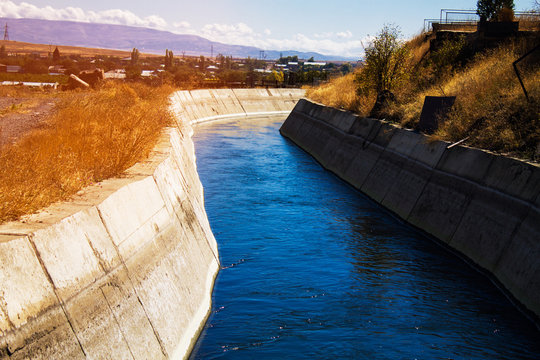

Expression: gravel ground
xmin=0 ymin=97 xmax=57 ymax=148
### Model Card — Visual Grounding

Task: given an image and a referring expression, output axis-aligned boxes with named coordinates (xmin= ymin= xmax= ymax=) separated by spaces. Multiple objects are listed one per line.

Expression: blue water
xmin=190 ymin=115 xmax=540 ymax=359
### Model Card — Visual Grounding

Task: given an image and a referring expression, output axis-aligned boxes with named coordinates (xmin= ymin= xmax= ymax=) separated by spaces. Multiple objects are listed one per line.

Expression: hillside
xmin=305 ymin=29 xmax=539 ymax=161
xmin=0 ymin=17 xmax=354 ymax=61
xmin=0 ymin=39 xmax=145 ymax=58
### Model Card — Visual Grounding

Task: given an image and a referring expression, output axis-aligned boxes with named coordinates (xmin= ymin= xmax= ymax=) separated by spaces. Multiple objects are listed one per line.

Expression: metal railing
xmin=424 ymin=9 xmax=540 ymax=32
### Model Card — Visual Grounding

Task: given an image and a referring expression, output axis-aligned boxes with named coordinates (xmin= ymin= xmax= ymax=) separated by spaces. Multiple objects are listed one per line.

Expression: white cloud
xmin=0 ymin=1 xmax=168 ymax=29
xmin=336 ymin=30 xmax=353 ymax=39
xmin=198 ymin=22 xmax=364 ymax=57
xmin=0 ymin=1 xmax=364 ymax=56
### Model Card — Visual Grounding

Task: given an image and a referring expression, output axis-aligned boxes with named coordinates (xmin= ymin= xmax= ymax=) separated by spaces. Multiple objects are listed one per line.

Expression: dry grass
xmin=408 ymin=31 xmax=433 ymax=66
xmin=0 ymin=82 xmax=174 ymax=223
xmin=517 ymin=13 xmax=540 ymax=31
xmin=434 ymin=49 xmax=539 ymax=158
xmin=394 ymin=46 xmax=539 ymax=158
xmin=306 ymin=36 xmax=539 ymax=160
xmin=304 ymin=72 xmax=374 ymax=115
xmin=0 ymin=40 xmax=159 ymax=58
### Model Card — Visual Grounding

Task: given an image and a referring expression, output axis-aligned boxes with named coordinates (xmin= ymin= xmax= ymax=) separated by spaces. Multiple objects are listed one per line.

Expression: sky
xmin=0 ymin=0 xmax=537 ymax=57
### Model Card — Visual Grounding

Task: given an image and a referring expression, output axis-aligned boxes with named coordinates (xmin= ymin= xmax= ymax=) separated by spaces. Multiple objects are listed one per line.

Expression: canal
xmin=190 ymin=115 xmax=540 ymax=359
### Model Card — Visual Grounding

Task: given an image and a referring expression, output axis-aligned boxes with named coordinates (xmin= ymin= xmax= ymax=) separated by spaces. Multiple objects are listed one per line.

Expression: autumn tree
xmin=355 ymin=24 xmax=409 ymax=96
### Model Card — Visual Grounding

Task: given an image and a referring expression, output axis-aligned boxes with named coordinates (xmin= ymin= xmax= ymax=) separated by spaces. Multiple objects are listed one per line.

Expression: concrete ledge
xmin=280 ymin=98 xmax=540 ymax=322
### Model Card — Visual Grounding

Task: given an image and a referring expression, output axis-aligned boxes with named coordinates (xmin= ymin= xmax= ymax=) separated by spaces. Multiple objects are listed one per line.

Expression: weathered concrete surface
xmin=0 ymin=88 xmax=304 ymax=359
xmin=171 ymin=88 xmax=305 ymax=125
xmin=0 ymin=127 xmax=219 ymax=360
xmin=280 ymin=98 xmax=540 ymax=322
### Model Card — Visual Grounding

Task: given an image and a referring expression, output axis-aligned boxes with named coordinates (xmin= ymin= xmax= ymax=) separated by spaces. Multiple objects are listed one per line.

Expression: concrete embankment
xmin=0 ymin=88 xmax=304 ymax=359
xmin=280 ymin=99 xmax=540 ymax=321
xmin=170 ymin=88 xmax=305 ymax=125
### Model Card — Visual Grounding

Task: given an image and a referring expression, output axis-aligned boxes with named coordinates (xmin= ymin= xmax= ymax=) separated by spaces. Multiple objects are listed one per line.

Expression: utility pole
xmin=3 ymin=23 xmax=9 ymax=41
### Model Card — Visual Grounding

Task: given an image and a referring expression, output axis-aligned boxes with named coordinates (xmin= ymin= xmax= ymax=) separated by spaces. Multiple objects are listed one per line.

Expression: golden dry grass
xmin=407 ymin=32 xmax=433 ymax=66
xmin=395 ymin=46 xmax=539 ymax=157
xmin=304 ymin=72 xmax=374 ymax=115
xmin=0 ymin=40 xmax=159 ymax=58
xmin=0 ymin=82 xmax=173 ymax=223
xmin=306 ymin=38 xmax=539 ymax=159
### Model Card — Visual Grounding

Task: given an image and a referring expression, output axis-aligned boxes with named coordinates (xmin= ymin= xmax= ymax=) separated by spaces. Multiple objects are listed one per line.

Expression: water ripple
xmin=190 ymin=116 xmax=540 ymax=359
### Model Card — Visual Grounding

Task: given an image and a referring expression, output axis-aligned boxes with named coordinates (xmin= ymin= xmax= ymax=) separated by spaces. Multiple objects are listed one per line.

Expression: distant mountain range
xmin=0 ymin=18 xmax=356 ymax=61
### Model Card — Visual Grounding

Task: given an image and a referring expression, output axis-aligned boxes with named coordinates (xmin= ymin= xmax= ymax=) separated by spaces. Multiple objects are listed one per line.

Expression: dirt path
xmin=0 ymin=97 xmax=57 ymax=148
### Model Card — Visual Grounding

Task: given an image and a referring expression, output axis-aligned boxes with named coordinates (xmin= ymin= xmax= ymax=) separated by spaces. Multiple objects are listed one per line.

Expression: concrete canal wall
xmin=280 ymin=99 xmax=540 ymax=321
xmin=170 ymin=88 xmax=305 ymax=125
xmin=0 ymin=88 xmax=304 ymax=359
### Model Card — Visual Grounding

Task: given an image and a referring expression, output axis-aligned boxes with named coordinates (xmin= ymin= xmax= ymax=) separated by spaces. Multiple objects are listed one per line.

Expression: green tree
xmin=355 ymin=24 xmax=409 ymax=96
xmin=265 ymin=70 xmax=284 ymax=83
xmin=340 ymin=63 xmax=352 ymax=74
xmin=477 ymin=0 xmax=514 ymax=21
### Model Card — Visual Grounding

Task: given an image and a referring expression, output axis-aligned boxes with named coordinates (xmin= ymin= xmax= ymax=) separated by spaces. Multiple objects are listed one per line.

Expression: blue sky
xmin=0 ymin=0 xmax=537 ymax=56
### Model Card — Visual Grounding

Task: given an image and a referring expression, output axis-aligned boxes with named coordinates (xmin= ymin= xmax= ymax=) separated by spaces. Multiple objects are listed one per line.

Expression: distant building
xmin=104 ymin=69 xmax=126 ymax=79
xmin=48 ymin=65 xmax=66 ymax=75
xmin=304 ymin=62 xmax=327 ymax=67
xmin=287 ymin=62 xmax=299 ymax=71
xmin=140 ymin=70 xmax=155 ymax=77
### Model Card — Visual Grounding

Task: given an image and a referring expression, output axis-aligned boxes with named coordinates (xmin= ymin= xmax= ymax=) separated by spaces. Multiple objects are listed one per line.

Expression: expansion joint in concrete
xmin=135 ymin=295 xmax=169 ymax=358
xmin=492 ymin=204 xmax=534 ymax=270
xmin=95 ymin=207 xmax=170 ymax=359
xmin=99 ymin=287 xmax=136 ymax=360
xmin=84 ymin=233 xmax=108 ymax=274
xmin=26 ymin=234 xmax=87 ymax=358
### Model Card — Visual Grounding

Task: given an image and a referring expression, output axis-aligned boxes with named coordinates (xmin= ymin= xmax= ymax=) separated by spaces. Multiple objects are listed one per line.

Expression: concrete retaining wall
xmin=280 ymin=99 xmax=540 ymax=321
xmin=170 ymin=88 xmax=305 ymax=125
xmin=0 ymin=88 xmax=304 ymax=359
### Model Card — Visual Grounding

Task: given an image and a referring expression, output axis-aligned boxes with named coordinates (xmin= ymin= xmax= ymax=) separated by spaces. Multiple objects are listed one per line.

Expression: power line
xmin=3 ymin=23 xmax=9 ymax=41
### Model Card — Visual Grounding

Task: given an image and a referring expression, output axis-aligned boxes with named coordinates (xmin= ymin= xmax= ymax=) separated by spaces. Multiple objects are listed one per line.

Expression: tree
xmin=340 ymin=63 xmax=352 ymax=74
xmin=164 ymin=49 xmax=174 ymax=71
xmin=355 ymin=24 xmax=409 ymax=96
xmin=199 ymin=55 xmax=205 ymax=72
xmin=477 ymin=0 xmax=514 ymax=21
xmin=130 ymin=48 xmax=140 ymax=66
xmin=52 ymin=46 xmax=60 ymax=62
xmin=0 ymin=45 xmax=6 ymax=58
